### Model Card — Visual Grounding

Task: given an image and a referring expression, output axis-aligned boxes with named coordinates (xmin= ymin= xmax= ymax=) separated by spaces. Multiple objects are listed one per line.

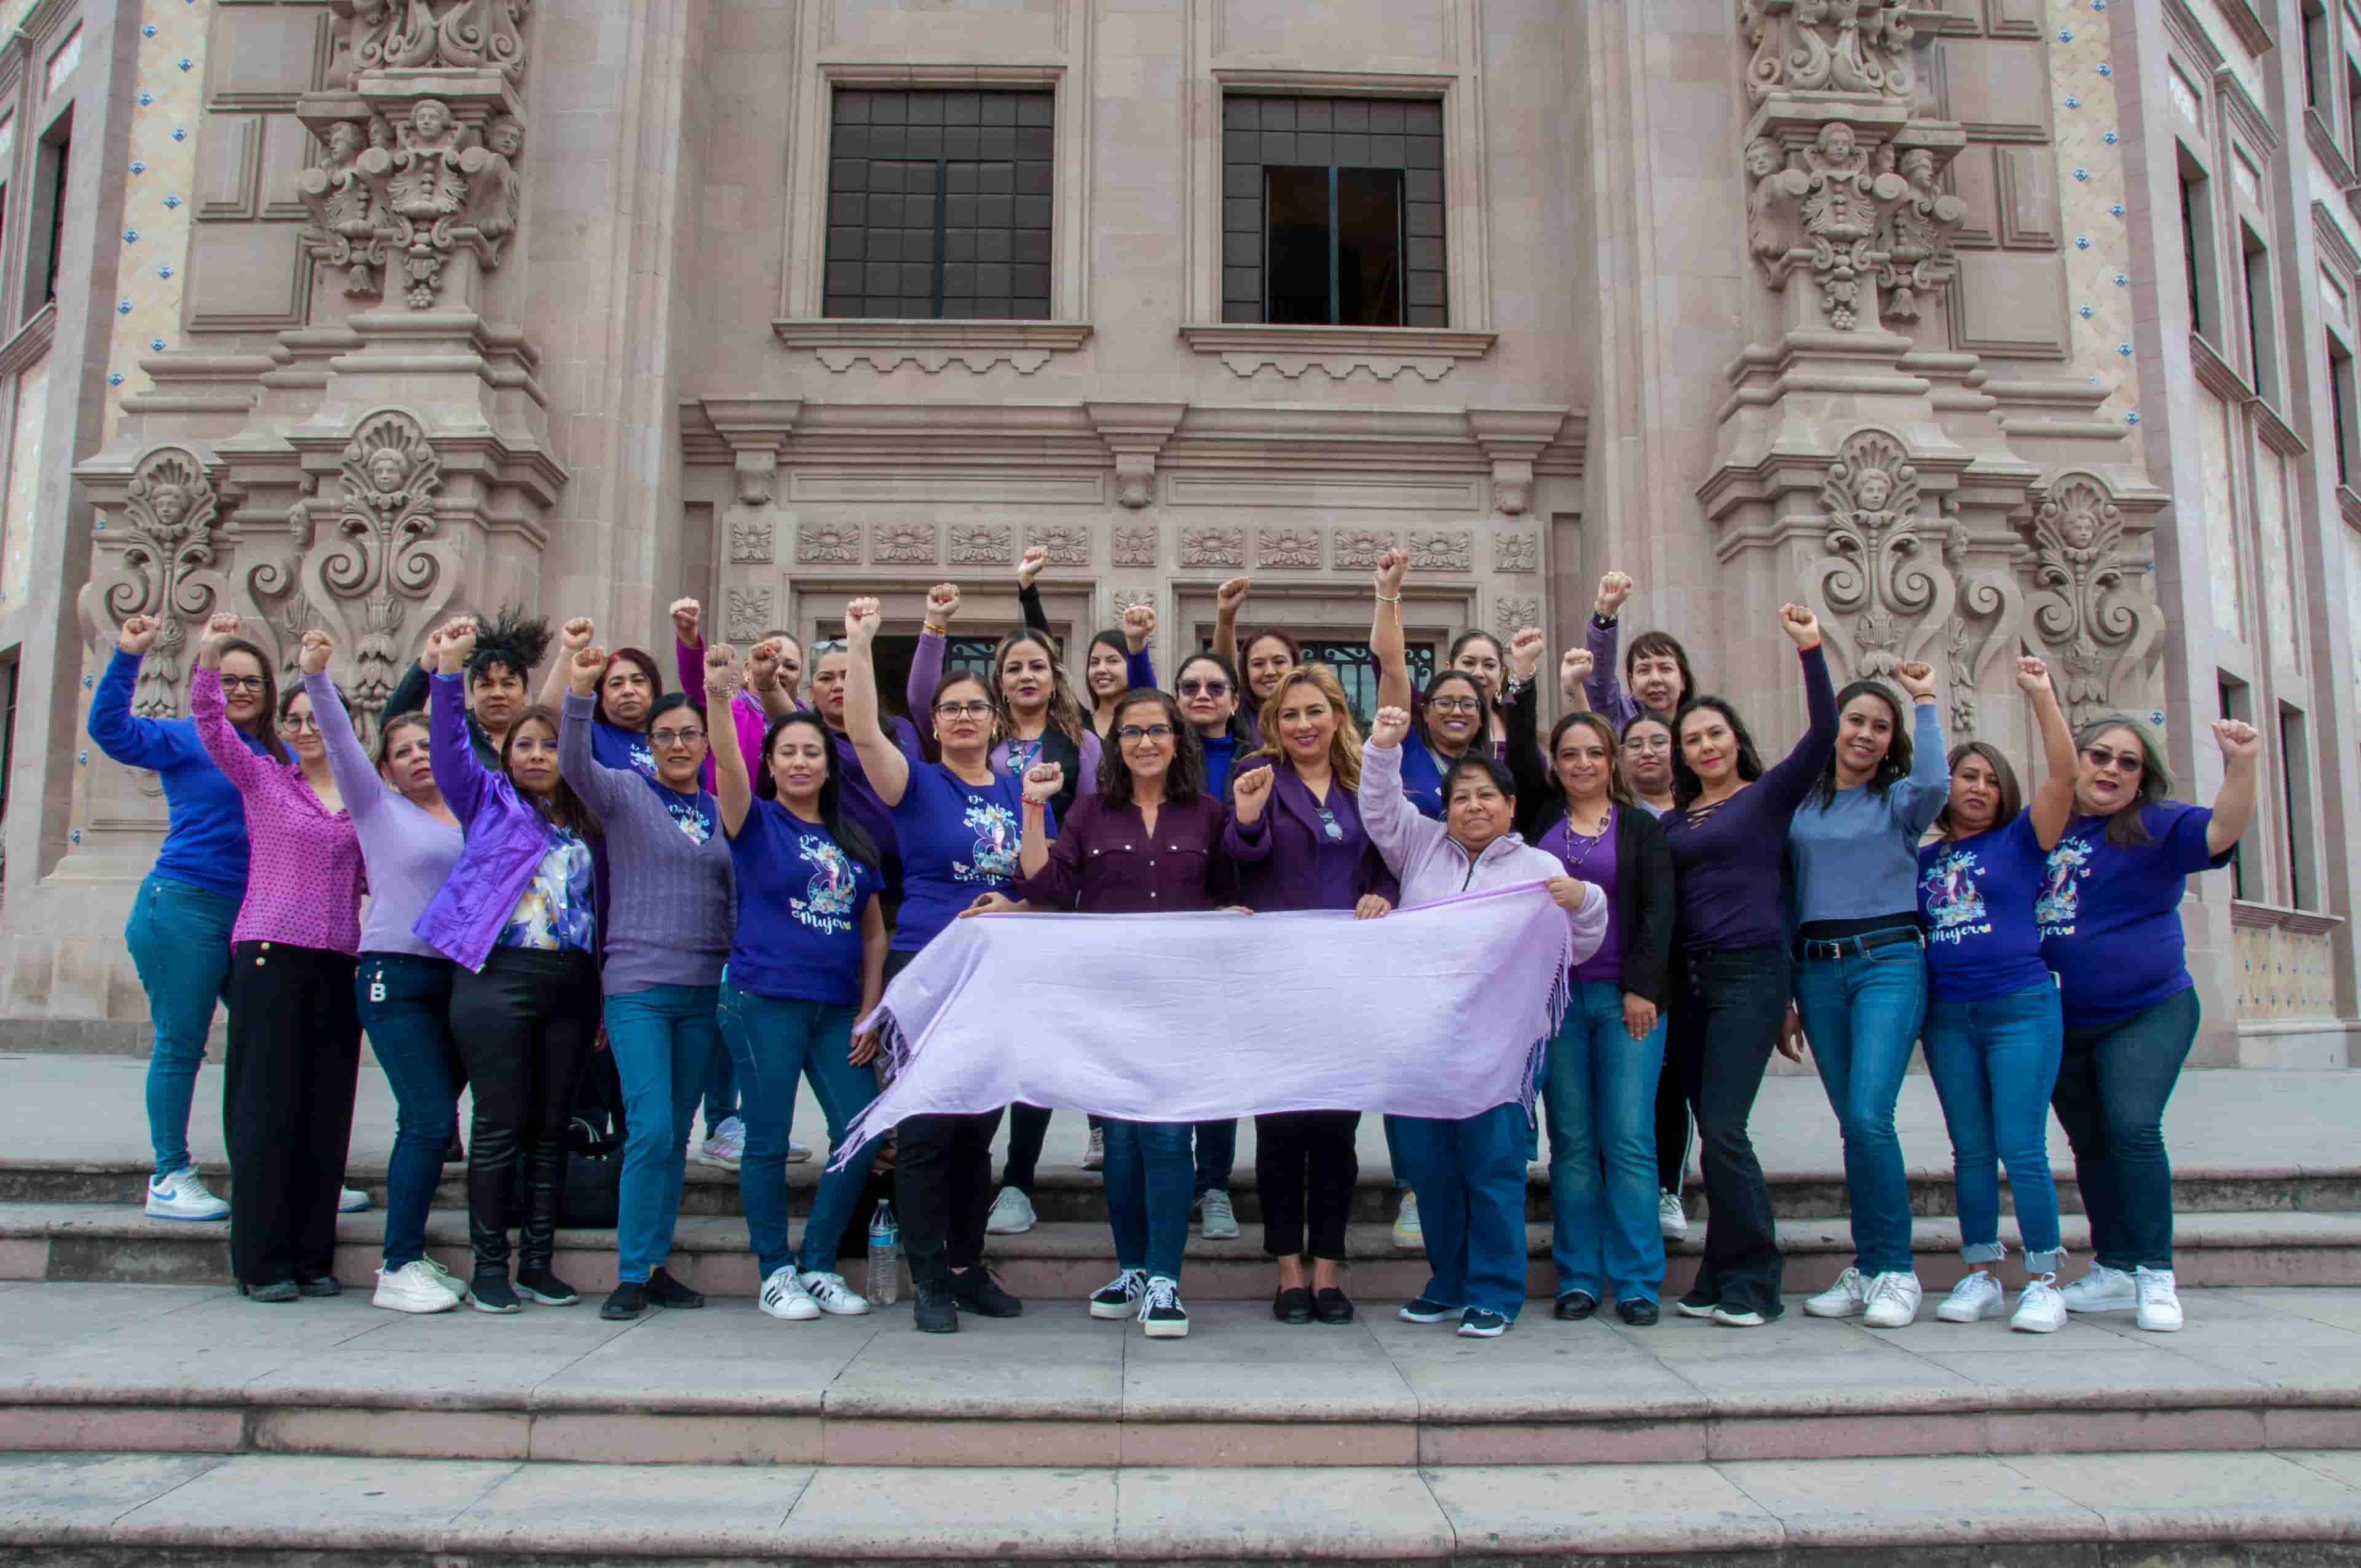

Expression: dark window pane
xmin=871 ymin=93 xmax=908 ymax=124
xmin=908 ymin=93 xmax=945 ymax=125
xmin=1337 ymin=167 xmax=1403 ymax=325
xmin=1261 ymin=130 xmax=1297 ymax=163
xmin=906 ymin=124 xmax=943 ymax=159
xmin=977 ymin=227 xmax=1013 ymax=263
xmin=943 ymin=227 xmax=976 ymax=261
xmin=1296 ymin=99 xmax=1332 ymax=131
xmin=1297 ymin=131 xmax=1332 ymax=164
xmin=837 ymin=92 xmax=872 ymax=124
xmin=1225 ymin=97 xmax=1260 ymax=130
xmin=1259 ymin=98 xmax=1295 ymax=130
xmin=870 ymin=123 xmax=906 ymax=157
xmin=946 ymin=92 xmax=981 ymax=126
xmin=1013 ymin=194 xmax=1052 ymax=229
xmin=1403 ymin=101 xmax=1442 ymax=134
xmin=981 ymin=93 xmax=1017 ymax=127
xmin=1018 ymin=93 xmax=1053 ymax=127
xmin=1265 ymin=165 xmax=1332 ymax=325
xmin=1016 ymin=160 xmax=1053 ymax=195
xmin=1334 ymin=100 xmax=1369 ymax=132
xmin=1332 ymin=133 xmax=1372 ymax=166
xmin=1012 ymin=228 xmax=1052 ymax=264
xmin=980 ymin=125 xmax=1016 ymax=159
xmin=1367 ymin=101 xmax=1405 ymax=133
xmin=1225 ymin=162 xmax=1261 ymax=200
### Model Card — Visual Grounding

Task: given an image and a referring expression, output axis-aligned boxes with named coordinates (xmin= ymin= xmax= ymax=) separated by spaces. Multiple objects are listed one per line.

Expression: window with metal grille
xmin=1196 ymin=638 xmax=1434 ymax=731
xmin=822 ymin=89 xmax=1054 ymax=320
xmin=1220 ymin=96 xmax=1446 ymax=327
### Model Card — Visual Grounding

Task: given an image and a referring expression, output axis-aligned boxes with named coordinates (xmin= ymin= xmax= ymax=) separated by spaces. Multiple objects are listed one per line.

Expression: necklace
xmin=1553 ymin=804 xmax=1612 ymax=874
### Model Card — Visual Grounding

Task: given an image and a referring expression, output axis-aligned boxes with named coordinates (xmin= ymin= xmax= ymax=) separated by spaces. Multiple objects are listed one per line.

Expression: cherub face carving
xmin=1744 ymin=138 xmax=1782 ymax=181
xmin=410 ymin=100 xmax=451 ymax=142
xmin=150 ymin=485 xmax=189 ymax=530
xmin=2063 ymin=511 xmax=2096 ymax=549
xmin=327 ymin=122 xmax=363 ymax=164
xmin=1853 ymin=469 xmax=1892 ymax=511
xmin=366 ymin=451 xmax=406 ymax=494
xmin=485 ymin=117 xmax=523 ymax=159
xmin=1818 ymin=122 xmax=1856 ymax=163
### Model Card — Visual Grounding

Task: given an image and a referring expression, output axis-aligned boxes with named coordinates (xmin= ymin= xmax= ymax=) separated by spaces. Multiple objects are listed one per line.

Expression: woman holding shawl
xmin=1222 ymin=665 xmax=1398 ymax=1324
xmin=1359 ymin=708 xmax=1608 ymax=1338
xmin=842 ymin=598 xmax=1032 ymax=1336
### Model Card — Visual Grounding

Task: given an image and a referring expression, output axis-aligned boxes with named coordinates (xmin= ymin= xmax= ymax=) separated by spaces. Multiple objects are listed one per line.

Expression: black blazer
xmin=1530 ymin=794 xmax=1677 ymax=1008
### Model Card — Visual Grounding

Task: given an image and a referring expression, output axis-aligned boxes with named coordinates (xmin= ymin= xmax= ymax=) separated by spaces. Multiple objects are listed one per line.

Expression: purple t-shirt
xmin=1543 ymin=809 xmax=1622 ymax=986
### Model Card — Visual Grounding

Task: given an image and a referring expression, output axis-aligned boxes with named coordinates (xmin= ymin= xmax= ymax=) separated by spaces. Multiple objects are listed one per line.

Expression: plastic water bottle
xmin=865 ymin=1201 xmax=901 ymax=1307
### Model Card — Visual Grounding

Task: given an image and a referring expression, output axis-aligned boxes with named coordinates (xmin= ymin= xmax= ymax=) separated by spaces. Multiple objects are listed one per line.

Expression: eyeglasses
xmin=2082 ymin=746 xmax=2144 ymax=775
xmin=1179 ymin=678 xmax=1230 ymax=698
xmin=1623 ymin=735 xmax=1672 ymax=754
xmin=1116 ymin=724 xmax=1176 ymax=742
xmin=218 ymin=675 xmax=266 ymax=693
xmin=280 ymin=712 xmax=320 ymax=733
xmin=1431 ymin=697 xmax=1483 ymax=715
xmin=651 ymin=727 xmax=705 ymax=748
xmin=1315 ymin=805 xmax=1344 ymax=842
xmin=935 ymin=700 xmax=994 ymax=718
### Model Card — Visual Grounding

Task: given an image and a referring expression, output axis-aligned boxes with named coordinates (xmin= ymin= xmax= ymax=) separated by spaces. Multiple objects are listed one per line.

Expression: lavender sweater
xmin=308 ymin=670 xmax=463 ymax=959
xmin=558 ymin=691 xmax=734 ymax=994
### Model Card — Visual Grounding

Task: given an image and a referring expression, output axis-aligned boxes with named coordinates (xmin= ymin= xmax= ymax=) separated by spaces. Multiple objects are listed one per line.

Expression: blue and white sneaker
xmin=338 ymin=1186 xmax=371 ymax=1214
xmin=1457 ymin=1309 xmax=1510 ymax=1338
xmin=144 ymin=1167 xmax=229 ymax=1221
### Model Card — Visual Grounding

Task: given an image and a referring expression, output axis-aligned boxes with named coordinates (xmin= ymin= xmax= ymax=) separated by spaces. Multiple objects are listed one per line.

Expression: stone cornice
xmin=2339 ymin=483 xmax=2361 ymax=533
xmin=2161 ymin=0 xmax=2227 ymax=74
xmin=770 ymin=320 xmax=1094 ymax=376
xmin=2253 ymin=397 xmax=2309 ymax=457
xmin=2189 ymin=330 xmax=2256 ymax=403
xmin=2208 ymin=0 xmax=2277 ymax=61
xmin=2215 ymin=65 xmax=2280 ymax=159
xmin=2314 ymin=200 xmax=2361 ymax=283
xmin=2230 ymin=898 xmax=2341 ymax=934
xmin=0 ymin=301 xmax=54 ymax=379
xmin=2308 ymin=111 xmax=2359 ymax=192
xmin=1177 ymin=324 xmax=1498 ymax=384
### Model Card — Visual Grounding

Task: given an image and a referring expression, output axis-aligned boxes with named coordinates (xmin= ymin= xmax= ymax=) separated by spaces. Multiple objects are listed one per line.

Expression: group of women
xmin=92 ymin=540 xmax=2259 ymax=1341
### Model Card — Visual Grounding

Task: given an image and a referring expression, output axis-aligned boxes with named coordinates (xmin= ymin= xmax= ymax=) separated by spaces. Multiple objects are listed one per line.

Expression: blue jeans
xmin=699 ymin=1030 xmax=738 ymax=1134
xmin=2049 ymin=986 xmax=2199 ymax=1272
xmin=355 ymin=953 xmax=462 ymax=1270
xmin=1104 ymin=1119 xmax=1193 ymax=1281
xmin=1387 ymin=1103 xmax=1530 ymax=1318
xmin=1793 ymin=940 xmax=1927 ymax=1276
xmin=124 ymin=874 xmax=237 ymax=1178
xmin=718 ymin=984 xmax=877 ymax=1279
xmin=1192 ymin=1119 xmax=1236 ymax=1199
xmin=606 ymin=985 xmax=721 ymax=1283
xmin=1543 ymin=982 xmax=1667 ymax=1303
xmin=1923 ymin=982 xmax=2065 ymax=1273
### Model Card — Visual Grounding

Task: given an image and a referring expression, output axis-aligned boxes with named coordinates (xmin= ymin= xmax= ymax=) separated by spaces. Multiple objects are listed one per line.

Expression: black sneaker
xmin=238 ymin=1279 xmax=298 ymax=1304
xmin=913 ymin=1280 xmax=959 ymax=1334
xmin=1554 ymin=1290 xmax=1597 ymax=1321
xmin=600 ymin=1281 xmax=648 ymax=1321
xmin=951 ymin=1266 xmax=1023 ymax=1318
xmin=645 ymin=1268 xmax=705 ymax=1309
xmin=470 ymin=1272 xmax=521 ymax=1314
xmin=295 ymin=1275 xmax=342 ymax=1299
xmin=1457 ymin=1308 xmax=1510 ymax=1338
xmin=515 ymin=1265 xmax=579 ymax=1305
xmin=1398 ymin=1296 xmax=1456 ymax=1324
xmin=1139 ymin=1276 xmax=1188 ymax=1339
xmin=1674 ymin=1290 xmax=1718 ymax=1320
xmin=1618 ymin=1297 xmax=1661 ymax=1326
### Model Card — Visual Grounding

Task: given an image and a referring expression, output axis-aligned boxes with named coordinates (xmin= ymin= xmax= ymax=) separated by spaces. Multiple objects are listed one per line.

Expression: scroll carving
xmin=1740 ymin=0 xmax=1921 ymax=105
xmin=346 ymin=0 xmax=534 ymax=86
xmin=2022 ymin=475 xmax=2163 ymax=726
xmin=1802 ymin=429 xmax=1953 ymax=681
xmin=79 ymin=450 xmax=229 ymax=719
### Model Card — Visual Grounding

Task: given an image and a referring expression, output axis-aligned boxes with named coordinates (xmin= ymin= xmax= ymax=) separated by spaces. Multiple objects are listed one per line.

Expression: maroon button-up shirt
xmin=1014 ymin=793 xmax=1236 ymax=913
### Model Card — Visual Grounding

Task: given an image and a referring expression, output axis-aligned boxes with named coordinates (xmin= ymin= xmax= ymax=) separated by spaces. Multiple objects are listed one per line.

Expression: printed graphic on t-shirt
xmin=789 ymin=833 xmax=860 ymax=935
xmin=2035 ymin=836 xmax=2095 ymax=932
xmin=952 ymin=798 xmax=1019 ymax=884
xmin=1919 ymin=844 xmax=1991 ymax=943
xmin=667 ymin=794 xmax=714 ymax=843
xmin=504 ymin=833 xmax=596 ymax=952
xmin=628 ymin=739 xmax=656 ymax=777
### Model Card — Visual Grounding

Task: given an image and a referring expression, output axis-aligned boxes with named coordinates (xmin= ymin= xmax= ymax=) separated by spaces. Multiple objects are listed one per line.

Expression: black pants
xmin=1000 ymin=1104 xmax=1104 ymax=1193
xmin=1256 ymin=1110 xmax=1360 ymax=1261
xmin=1656 ymin=1033 xmax=1691 ymax=1193
xmin=1664 ymin=944 xmax=1788 ymax=1317
xmin=881 ymin=948 xmax=1002 ymax=1287
xmin=224 ymin=942 xmax=361 ymax=1288
xmin=447 ymin=946 xmax=599 ymax=1274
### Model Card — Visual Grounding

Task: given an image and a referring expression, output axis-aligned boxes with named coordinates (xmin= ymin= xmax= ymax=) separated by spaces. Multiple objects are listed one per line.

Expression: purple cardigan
xmin=1220 ymin=761 xmax=1399 ymax=912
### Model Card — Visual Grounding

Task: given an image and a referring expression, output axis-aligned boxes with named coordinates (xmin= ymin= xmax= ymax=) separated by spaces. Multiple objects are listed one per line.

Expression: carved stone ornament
xmin=1800 ymin=429 xmax=1953 ymax=682
xmin=1491 ymin=472 xmax=1533 ymax=517
xmin=1113 ymin=457 xmax=1157 ymax=510
xmin=346 ymin=0 xmax=534 ymax=87
xmin=1257 ymin=528 xmax=1322 ymax=569
xmin=797 ymin=521 xmax=861 ymax=565
xmin=1745 ymin=122 xmax=1908 ymax=331
xmin=1179 ymin=528 xmax=1247 ymax=569
xmin=1112 ymin=526 xmax=1158 ymax=568
xmin=873 ymin=523 xmax=938 ymax=566
xmin=2023 ymin=474 xmax=2163 ymax=726
xmin=1335 ymin=529 xmax=1398 ymax=571
xmin=1027 ymin=525 xmax=1091 ymax=566
xmin=1408 ymin=529 xmax=1472 ymax=572
xmin=728 ymin=518 xmax=775 ymax=564
xmin=726 ymin=586 xmax=774 ymax=643
xmin=948 ymin=525 xmax=1014 ymax=566
xmin=301 ymin=100 xmax=524 ymax=310
xmin=1492 ymin=531 xmax=1540 ymax=575
xmin=81 ymin=449 xmax=227 ymax=719
xmin=1110 ymin=587 xmax=1156 ymax=618
xmin=1878 ymin=145 xmax=1968 ymax=323
xmin=1741 ymin=0 xmax=1921 ymax=105
xmin=1493 ymin=595 xmax=1543 ymax=638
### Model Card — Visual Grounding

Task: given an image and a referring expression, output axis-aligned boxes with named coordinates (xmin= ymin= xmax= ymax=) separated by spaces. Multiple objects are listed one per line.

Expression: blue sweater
xmin=1787 ymin=700 xmax=1951 ymax=924
xmin=86 ymin=649 xmax=274 ymax=901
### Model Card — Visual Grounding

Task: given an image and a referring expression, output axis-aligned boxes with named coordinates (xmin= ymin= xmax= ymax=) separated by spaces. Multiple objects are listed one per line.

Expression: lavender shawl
xmin=836 ymin=881 xmax=1577 ymax=1162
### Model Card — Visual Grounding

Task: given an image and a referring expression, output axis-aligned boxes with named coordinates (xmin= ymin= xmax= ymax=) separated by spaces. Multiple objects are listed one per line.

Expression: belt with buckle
xmin=1795 ymin=926 xmax=1923 ymax=962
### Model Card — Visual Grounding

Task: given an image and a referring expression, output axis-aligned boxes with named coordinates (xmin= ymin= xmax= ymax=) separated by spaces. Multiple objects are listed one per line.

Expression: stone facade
xmin=0 ymin=0 xmax=2351 ymax=1067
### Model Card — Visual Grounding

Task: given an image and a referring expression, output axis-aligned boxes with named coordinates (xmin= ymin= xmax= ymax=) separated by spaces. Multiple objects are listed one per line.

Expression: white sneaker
xmin=1803 ymin=1266 xmax=1869 ymax=1318
xmin=338 ymin=1186 xmax=371 ymax=1214
xmin=1082 ymin=1127 xmax=1105 ymax=1170
xmin=985 ymin=1186 xmax=1037 ymax=1235
xmin=1659 ymin=1190 xmax=1688 ymax=1240
xmin=1391 ymin=1190 xmax=1424 ymax=1251
xmin=2059 ymin=1262 xmax=2138 ymax=1313
xmin=2012 ymin=1273 xmax=2067 ymax=1334
xmin=372 ymin=1260 xmax=461 ymax=1314
xmin=799 ymin=1270 xmax=872 ymax=1317
xmin=2134 ymin=1266 xmax=2182 ymax=1332
xmin=697 ymin=1117 xmax=745 ymax=1171
xmin=1861 ymin=1271 xmax=1923 ymax=1329
xmin=421 ymin=1257 xmax=470 ymax=1303
xmin=144 ymin=1167 xmax=229 ymax=1221
xmin=1936 ymin=1270 xmax=2006 ymax=1323
xmin=758 ymin=1265 xmax=820 ymax=1320
xmin=1139 ymin=1275 xmax=1189 ymax=1339
xmin=1197 ymin=1189 xmax=1239 ymax=1240
xmin=787 ymin=1136 xmax=813 ymax=1165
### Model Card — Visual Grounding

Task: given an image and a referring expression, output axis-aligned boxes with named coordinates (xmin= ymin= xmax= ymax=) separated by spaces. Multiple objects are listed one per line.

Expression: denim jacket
xmin=412 ymin=670 xmax=572 ymax=971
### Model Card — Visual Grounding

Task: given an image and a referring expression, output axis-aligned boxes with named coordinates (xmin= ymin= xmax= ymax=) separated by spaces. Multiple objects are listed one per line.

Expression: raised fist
xmin=435 ymin=615 xmax=479 ymax=673
xmin=1896 ymin=660 xmax=1937 ymax=702
xmin=1374 ymin=548 xmax=1407 ymax=598
xmin=298 ymin=629 xmax=336 ymax=677
xmin=560 ymin=617 xmax=595 ymax=654
xmin=748 ymin=638 xmax=783 ymax=689
xmin=1596 ymin=571 xmax=1633 ymax=617
xmin=1122 ymin=601 xmax=1156 ymax=652
xmin=1369 ymin=705 xmax=1412 ymax=749
xmin=703 ymin=641 xmax=739 ymax=699
xmin=670 ymin=598 xmax=702 ymax=646
xmin=568 ymin=643 xmax=607 ymax=695
xmin=2013 ymin=655 xmax=2052 ymax=695
xmin=925 ymin=582 xmax=961 ymax=621
xmin=1021 ymin=760 xmax=1065 ymax=804
xmin=1778 ymin=603 xmax=1820 ymax=649
xmin=117 ymin=614 xmax=160 ymax=656
xmin=844 ymin=597 xmax=882 ymax=647
xmin=2213 ymin=718 xmax=2261 ymax=761
xmin=1510 ymin=626 xmax=1545 ymax=681
xmin=1216 ymin=576 xmax=1251 ymax=616
xmin=200 ymin=613 xmax=243 ymax=660
xmin=1560 ymin=647 xmax=1595 ymax=699
xmin=1230 ymin=761 xmax=1274 ymax=822
xmin=1016 ymin=547 xmax=1049 ymax=590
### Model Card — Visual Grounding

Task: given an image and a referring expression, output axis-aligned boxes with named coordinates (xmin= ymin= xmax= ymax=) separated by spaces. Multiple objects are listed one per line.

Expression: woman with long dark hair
xmin=1661 ymin=604 xmax=1836 ymax=1327
xmin=417 ymin=615 xmax=603 ymax=1315
xmin=1572 ymin=571 xmax=1699 ymax=729
xmin=705 ymin=643 xmax=890 ymax=1327
xmin=1223 ymin=665 xmax=1397 ymax=1323
xmin=191 ymin=614 xmax=365 ymax=1302
xmin=908 ymin=566 xmax=1102 ymax=822
xmin=92 ymin=612 xmax=285 ymax=1222
xmin=1789 ymin=662 xmax=1948 ymax=1329
xmin=2043 ymin=710 xmax=2258 ymax=1332
xmin=1369 ymin=550 xmax=1549 ymax=817
xmin=1618 ymin=709 xmax=1691 ymax=1243
xmin=844 ymin=597 xmax=1030 ymax=1333
xmin=1211 ymin=574 xmax=1302 ymax=747
xmin=1532 ymin=710 xmax=1676 ymax=1325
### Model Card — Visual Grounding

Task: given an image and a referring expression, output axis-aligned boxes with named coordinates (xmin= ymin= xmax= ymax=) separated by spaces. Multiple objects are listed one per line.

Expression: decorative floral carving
xmin=1741 ymin=0 xmax=1920 ymax=105
xmin=347 ymin=0 xmax=533 ymax=85
xmin=1878 ymin=146 xmax=1968 ymax=322
xmin=1493 ymin=596 xmax=1542 ymax=638
xmin=1801 ymin=429 xmax=1953 ymax=681
xmin=1335 ymin=529 xmax=1398 ymax=571
xmin=947 ymin=524 xmax=1014 ymax=566
xmin=1179 ymin=528 xmax=1246 ymax=568
xmin=729 ymin=518 xmax=775 ymax=564
xmin=726 ymin=587 xmax=773 ymax=643
xmin=1747 ymin=122 xmax=1909 ymax=331
xmin=1408 ymin=529 xmax=1472 ymax=572
xmin=1257 ymin=529 xmax=1322 ymax=569
xmin=873 ymin=523 xmax=938 ymax=565
xmin=797 ymin=521 xmax=861 ymax=565
xmin=435 ymin=0 xmax=531 ymax=81
xmin=1110 ymin=588 xmax=1156 ymax=618
xmin=296 ymin=119 xmax=385 ymax=298
xmin=1492 ymin=531 xmax=1540 ymax=574
xmin=80 ymin=449 xmax=227 ymax=718
xmin=2023 ymin=473 xmax=2163 ymax=725
xmin=311 ymin=99 xmax=523 ymax=310
xmin=1112 ymin=526 xmax=1158 ymax=567
xmin=1027 ymin=525 xmax=1091 ymax=566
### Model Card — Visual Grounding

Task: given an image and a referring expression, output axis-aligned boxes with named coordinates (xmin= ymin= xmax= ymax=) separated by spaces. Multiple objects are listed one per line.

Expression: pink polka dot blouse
xmin=191 ymin=667 xmax=365 ymax=955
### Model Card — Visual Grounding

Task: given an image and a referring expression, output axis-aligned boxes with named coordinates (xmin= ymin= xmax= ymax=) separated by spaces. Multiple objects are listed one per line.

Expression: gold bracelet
xmin=1375 ymin=592 xmax=1401 ymax=604
xmin=923 ymin=620 xmax=947 ymax=636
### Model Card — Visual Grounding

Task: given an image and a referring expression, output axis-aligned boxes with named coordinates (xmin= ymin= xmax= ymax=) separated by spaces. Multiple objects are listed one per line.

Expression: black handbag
xmin=557 ymin=1109 xmax=626 ymax=1230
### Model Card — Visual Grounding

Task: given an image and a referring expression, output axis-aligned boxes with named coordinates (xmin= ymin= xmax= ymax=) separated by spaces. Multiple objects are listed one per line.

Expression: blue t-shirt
xmin=643 ymin=776 xmax=716 ymax=844
xmin=890 ymin=762 xmax=1027 ymax=952
xmin=1918 ymin=812 xmax=2054 ymax=1003
xmin=2037 ymin=802 xmax=2229 ymax=1029
xmin=726 ymin=798 xmax=879 ymax=1004
xmin=592 ymin=720 xmax=656 ymax=780
xmin=1398 ymin=737 xmax=1449 ymax=821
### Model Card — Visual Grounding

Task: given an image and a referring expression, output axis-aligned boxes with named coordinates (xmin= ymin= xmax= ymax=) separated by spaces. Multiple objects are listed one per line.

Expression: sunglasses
xmin=1315 ymin=805 xmax=1344 ymax=842
xmin=2081 ymin=746 xmax=2144 ymax=775
xmin=1116 ymin=724 xmax=1176 ymax=742
xmin=1179 ymin=678 xmax=1230 ymax=698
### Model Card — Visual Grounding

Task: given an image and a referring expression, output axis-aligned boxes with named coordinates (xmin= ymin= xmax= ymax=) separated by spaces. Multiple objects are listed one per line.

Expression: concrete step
xmin=8 ymin=1202 xmax=2361 ymax=1299
xmin=9 ymin=1448 xmax=2361 ymax=1564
